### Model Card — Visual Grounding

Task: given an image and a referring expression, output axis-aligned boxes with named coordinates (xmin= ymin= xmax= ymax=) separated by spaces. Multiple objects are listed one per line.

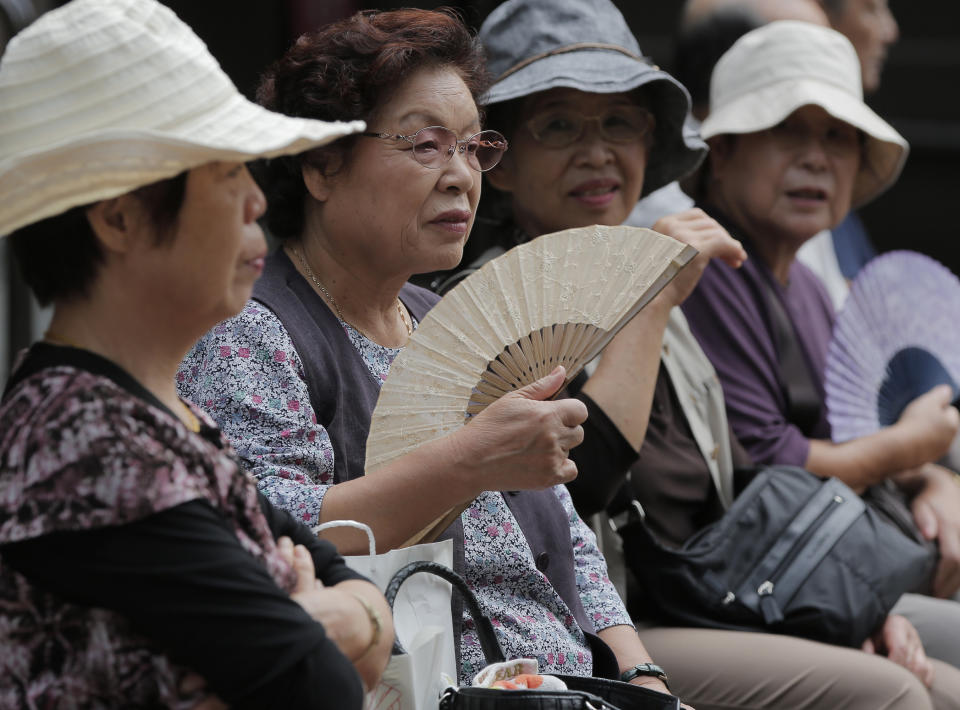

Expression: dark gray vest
xmin=253 ymin=249 xmax=617 ymax=677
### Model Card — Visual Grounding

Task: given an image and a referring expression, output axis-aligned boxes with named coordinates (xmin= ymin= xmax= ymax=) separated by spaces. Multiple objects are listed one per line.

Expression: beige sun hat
xmin=699 ymin=20 xmax=908 ymax=208
xmin=0 ymin=0 xmax=364 ymax=237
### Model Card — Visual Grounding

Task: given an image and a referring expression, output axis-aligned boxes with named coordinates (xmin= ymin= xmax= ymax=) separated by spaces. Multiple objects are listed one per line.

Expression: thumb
xmin=927 ymin=384 xmax=954 ymax=407
xmin=513 ymin=365 xmax=566 ymax=401
xmin=291 ymin=544 xmax=317 ymax=593
xmin=912 ymin=499 xmax=939 ymax=540
xmin=861 ymin=637 xmax=876 ymax=654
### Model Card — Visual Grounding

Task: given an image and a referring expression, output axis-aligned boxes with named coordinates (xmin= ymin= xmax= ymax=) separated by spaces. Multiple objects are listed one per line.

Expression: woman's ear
xmin=484 ymin=155 xmax=516 ymax=194
xmin=86 ymin=195 xmax=139 ymax=254
xmin=707 ymin=135 xmax=734 ymax=181
xmin=302 ymin=162 xmax=336 ymax=202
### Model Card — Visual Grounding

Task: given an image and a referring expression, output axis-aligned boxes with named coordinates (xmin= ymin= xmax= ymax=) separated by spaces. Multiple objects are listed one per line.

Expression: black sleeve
xmin=257 ymin=493 xmax=367 ymax=588
xmin=566 ymin=389 xmax=640 ymax=517
xmin=1 ymin=500 xmax=364 ymax=710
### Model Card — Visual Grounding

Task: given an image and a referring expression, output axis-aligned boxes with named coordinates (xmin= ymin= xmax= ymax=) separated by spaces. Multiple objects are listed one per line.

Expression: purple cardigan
xmin=682 ymin=235 xmax=835 ymax=468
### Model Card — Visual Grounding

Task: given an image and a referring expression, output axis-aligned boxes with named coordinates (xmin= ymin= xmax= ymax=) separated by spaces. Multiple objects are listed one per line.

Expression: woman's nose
xmin=575 ymin=125 xmax=615 ymax=166
xmin=439 ymin=148 xmax=476 ymax=194
xmin=246 ymin=183 xmax=267 ymax=222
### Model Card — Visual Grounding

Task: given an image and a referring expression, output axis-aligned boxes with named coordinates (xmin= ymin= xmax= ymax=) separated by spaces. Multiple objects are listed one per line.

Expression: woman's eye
xmin=543 ymin=116 xmax=576 ymax=133
xmin=414 ymin=140 xmax=441 ymax=154
xmin=603 ymin=113 xmax=632 ymax=128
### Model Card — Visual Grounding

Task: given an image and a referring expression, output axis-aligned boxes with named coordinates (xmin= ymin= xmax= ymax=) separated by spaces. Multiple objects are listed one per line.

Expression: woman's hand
xmin=180 ymin=673 xmax=227 ymax=710
xmin=894 ymin=385 xmax=959 ymax=468
xmin=278 ymin=537 xmax=393 ymax=690
xmin=651 ymin=208 xmax=747 ymax=309
xmin=862 ymin=614 xmax=935 ymax=687
xmin=904 ymin=464 xmax=960 ymax=598
xmin=450 ymin=366 xmax=587 ymax=493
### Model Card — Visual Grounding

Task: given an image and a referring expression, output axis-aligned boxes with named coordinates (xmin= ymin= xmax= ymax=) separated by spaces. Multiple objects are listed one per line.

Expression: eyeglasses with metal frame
xmin=525 ymin=106 xmax=656 ymax=148
xmin=361 ymin=126 xmax=508 ymax=172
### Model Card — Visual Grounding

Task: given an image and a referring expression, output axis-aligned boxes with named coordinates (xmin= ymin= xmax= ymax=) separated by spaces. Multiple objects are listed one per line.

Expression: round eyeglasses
xmin=526 ymin=106 xmax=655 ymax=149
xmin=361 ymin=126 xmax=508 ymax=172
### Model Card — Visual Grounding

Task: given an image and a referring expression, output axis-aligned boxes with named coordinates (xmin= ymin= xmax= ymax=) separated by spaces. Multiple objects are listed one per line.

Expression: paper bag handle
xmin=312 ymin=519 xmax=376 ymax=556
xmin=385 ymin=560 xmax=506 ymax=665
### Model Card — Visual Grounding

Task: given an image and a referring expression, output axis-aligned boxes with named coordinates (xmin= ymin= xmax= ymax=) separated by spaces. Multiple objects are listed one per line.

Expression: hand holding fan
xmin=365 ymin=224 xmax=697 ymax=545
xmin=825 ymin=250 xmax=960 ymax=442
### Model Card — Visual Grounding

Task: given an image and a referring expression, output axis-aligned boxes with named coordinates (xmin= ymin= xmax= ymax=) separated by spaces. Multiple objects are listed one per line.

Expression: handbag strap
xmin=760 ymin=276 xmax=823 ymax=437
xmin=385 ymin=560 xmax=506 ymax=664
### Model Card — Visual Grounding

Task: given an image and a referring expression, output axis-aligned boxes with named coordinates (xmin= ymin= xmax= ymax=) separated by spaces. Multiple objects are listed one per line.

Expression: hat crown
xmin=0 ymin=0 xmax=235 ymax=159
xmin=480 ymin=0 xmax=641 ymax=80
xmin=710 ymin=21 xmax=863 ymax=114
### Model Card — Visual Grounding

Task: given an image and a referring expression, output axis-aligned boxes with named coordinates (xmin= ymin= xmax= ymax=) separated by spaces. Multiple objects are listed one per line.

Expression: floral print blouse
xmin=179 ymin=299 xmax=632 ymax=682
xmin=0 ymin=345 xmax=298 ymax=708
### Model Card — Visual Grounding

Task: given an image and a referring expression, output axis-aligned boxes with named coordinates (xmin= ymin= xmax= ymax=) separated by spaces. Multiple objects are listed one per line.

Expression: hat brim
xmin=0 ymin=93 xmax=364 ymax=236
xmin=484 ymin=49 xmax=707 ymax=195
xmin=699 ymin=78 xmax=908 ymax=207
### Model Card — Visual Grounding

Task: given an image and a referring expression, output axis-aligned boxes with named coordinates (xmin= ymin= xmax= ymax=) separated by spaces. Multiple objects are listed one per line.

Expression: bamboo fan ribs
xmin=365 ymin=224 xmax=697 ymax=545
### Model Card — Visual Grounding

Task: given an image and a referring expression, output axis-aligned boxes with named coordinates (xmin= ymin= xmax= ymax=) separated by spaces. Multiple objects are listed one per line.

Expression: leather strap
xmin=760 ymin=276 xmax=823 ymax=437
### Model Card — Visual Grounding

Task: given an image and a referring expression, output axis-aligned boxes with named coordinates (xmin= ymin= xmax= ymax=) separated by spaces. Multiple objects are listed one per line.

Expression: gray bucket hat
xmin=479 ymin=0 xmax=707 ymax=195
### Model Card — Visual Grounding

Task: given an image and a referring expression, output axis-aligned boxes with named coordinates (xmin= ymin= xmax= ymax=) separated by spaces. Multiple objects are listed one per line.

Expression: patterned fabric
xmin=177 ymin=301 xmax=401 ymax=525
xmin=460 ymin=487 xmax=629 ymax=680
xmin=180 ymin=300 xmax=632 ymax=683
xmin=0 ymin=355 xmax=296 ymax=708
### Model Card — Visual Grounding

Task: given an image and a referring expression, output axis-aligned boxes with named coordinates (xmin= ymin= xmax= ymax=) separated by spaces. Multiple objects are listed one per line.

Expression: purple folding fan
xmin=825 ymin=251 xmax=960 ymax=442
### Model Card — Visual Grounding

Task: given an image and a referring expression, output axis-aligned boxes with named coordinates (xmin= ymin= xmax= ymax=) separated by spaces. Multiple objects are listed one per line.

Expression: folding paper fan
xmin=825 ymin=250 xmax=960 ymax=443
xmin=365 ymin=224 xmax=697 ymax=545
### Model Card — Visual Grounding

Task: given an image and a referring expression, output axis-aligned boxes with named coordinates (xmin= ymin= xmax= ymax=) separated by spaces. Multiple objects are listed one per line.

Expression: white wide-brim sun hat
xmin=699 ymin=20 xmax=908 ymax=209
xmin=0 ymin=0 xmax=364 ymax=237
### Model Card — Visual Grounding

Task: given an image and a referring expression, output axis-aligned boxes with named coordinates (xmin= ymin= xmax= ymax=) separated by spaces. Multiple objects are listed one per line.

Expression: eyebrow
xmin=396 ymin=110 xmax=482 ymax=134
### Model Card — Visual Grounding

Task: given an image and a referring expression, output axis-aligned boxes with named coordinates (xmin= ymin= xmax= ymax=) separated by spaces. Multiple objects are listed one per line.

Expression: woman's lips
xmin=785 ymin=186 xmax=829 ymax=209
xmin=430 ymin=209 xmax=472 ymax=234
xmin=569 ymin=179 xmax=619 ymax=208
xmin=246 ymin=255 xmax=266 ymax=274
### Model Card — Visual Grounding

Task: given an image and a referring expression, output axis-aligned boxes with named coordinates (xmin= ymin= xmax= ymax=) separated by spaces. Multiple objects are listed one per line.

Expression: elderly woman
xmin=177 ymin=6 xmax=678 ymax=696
xmin=681 ymin=12 xmax=960 ymax=672
xmin=0 ymin=1 xmax=393 ymax=708
xmin=467 ymin=2 xmax=960 ymax=709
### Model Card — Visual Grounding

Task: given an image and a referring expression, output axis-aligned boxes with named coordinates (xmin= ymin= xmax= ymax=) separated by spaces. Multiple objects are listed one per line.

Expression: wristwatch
xmin=620 ymin=662 xmax=669 ymax=686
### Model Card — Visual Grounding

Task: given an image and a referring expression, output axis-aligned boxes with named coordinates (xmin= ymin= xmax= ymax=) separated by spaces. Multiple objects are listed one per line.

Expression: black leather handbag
xmin=619 ymin=465 xmax=936 ymax=647
xmin=385 ymin=561 xmax=681 ymax=710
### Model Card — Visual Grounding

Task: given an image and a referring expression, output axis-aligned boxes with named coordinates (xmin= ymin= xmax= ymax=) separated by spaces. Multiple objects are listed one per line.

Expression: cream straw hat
xmin=699 ymin=20 xmax=907 ymax=208
xmin=0 ymin=0 xmax=364 ymax=237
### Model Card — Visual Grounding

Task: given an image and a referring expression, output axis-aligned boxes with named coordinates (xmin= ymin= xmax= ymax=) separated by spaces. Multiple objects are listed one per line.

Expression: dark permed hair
xmin=254 ymin=7 xmax=490 ymax=242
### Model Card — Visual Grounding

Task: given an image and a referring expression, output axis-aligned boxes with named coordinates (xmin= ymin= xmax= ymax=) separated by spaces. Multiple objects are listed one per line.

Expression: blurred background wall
xmin=2 ymin=0 xmax=957 ymax=385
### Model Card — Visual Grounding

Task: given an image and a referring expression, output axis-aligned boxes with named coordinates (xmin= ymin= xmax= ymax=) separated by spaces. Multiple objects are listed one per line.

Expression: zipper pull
xmin=757 ymin=581 xmax=784 ymax=624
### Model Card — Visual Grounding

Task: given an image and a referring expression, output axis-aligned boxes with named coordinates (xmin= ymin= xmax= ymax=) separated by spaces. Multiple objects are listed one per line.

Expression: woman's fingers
xmin=513 ymin=365 xmax=566 ymax=402
xmin=290 ymin=543 xmax=319 ymax=594
xmin=277 ymin=535 xmax=294 ymax=565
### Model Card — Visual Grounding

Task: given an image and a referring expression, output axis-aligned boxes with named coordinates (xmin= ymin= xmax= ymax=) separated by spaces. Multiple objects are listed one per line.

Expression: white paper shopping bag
xmin=315 ymin=521 xmax=457 ymax=710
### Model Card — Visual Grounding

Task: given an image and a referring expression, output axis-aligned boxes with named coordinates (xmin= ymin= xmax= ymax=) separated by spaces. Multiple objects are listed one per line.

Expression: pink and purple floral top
xmin=179 ymin=299 xmax=632 ymax=682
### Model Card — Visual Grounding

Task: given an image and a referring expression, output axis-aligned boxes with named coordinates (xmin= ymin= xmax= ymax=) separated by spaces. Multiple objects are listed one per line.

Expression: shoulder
xmin=180 ymin=301 xmax=304 ymax=384
xmin=788 ymin=259 xmax=835 ymax=313
xmin=1 ymin=368 xmax=216 ymax=543
xmin=687 ymin=257 xmax=763 ymax=320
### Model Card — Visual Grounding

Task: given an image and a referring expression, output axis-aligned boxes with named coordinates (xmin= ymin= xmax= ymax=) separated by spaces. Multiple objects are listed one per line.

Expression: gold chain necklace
xmin=43 ymin=331 xmax=201 ymax=433
xmin=294 ymin=246 xmax=412 ymax=340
